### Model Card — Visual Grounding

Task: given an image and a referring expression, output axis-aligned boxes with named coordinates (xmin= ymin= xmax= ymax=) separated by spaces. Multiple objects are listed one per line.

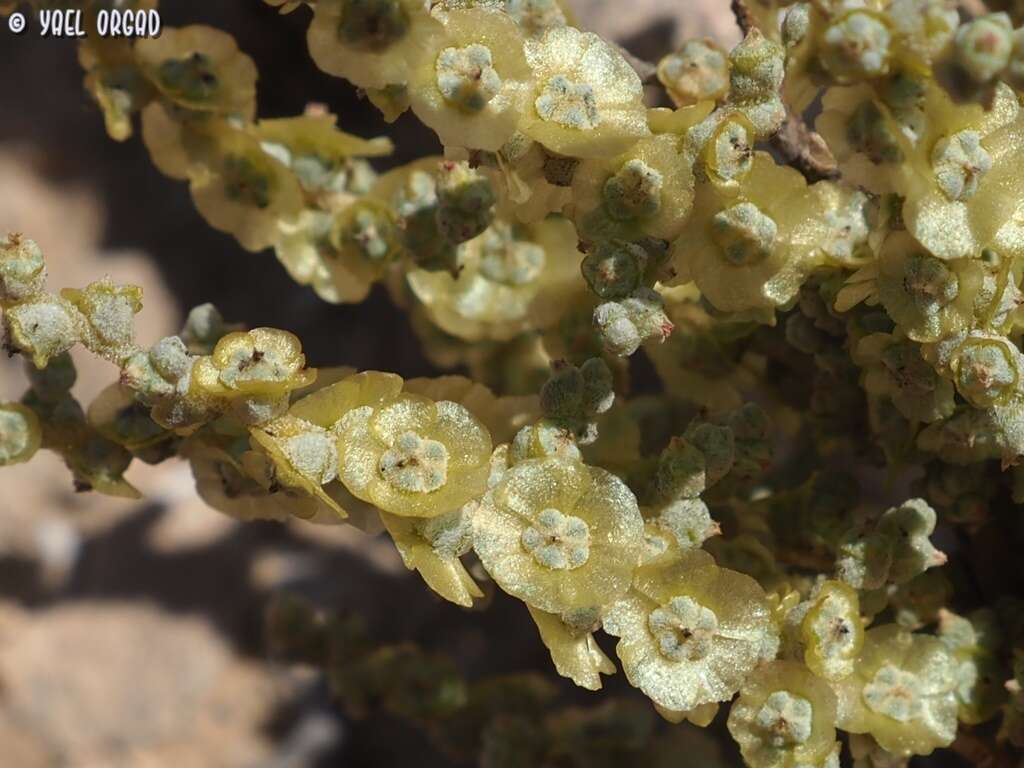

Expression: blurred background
xmin=0 ymin=3 xmax=957 ymax=767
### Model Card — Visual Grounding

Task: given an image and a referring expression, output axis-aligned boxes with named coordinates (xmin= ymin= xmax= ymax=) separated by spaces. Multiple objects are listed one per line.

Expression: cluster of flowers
xmin=5 ymin=0 xmax=1024 ymax=765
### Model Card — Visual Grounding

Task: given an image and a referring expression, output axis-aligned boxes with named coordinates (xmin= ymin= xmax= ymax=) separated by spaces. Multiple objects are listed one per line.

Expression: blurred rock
xmin=0 ymin=601 xmax=290 ymax=767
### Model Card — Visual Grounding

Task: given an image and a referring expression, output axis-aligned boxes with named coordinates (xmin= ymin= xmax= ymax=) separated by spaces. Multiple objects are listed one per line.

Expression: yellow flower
xmin=833 ymin=625 xmax=958 ymax=757
xmin=191 ymin=327 xmax=316 ymax=399
xmin=409 ymin=8 xmax=533 ymax=151
xmin=135 ymin=25 xmax=257 ymax=117
xmin=894 ymin=82 xmax=1024 ymax=261
xmin=407 ymin=216 xmax=579 ymax=342
xmin=518 ymin=25 xmax=649 ymax=159
xmin=306 ymin=0 xmax=443 ymax=90
xmin=603 ymin=548 xmax=775 ymax=712
xmin=571 ymin=133 xmax=696 ymax=243
xmin=336 ymin=391 xmax=492 ymax=518
xmin=670 ymin=153 xmax=829 ymax=317
xmin=188 ymin=124 xmax=305 ymax=252
xmin=727 ymin=660 xmax=839 ymax=768
xmin=473 ymin=456 xmax=644 ymax=614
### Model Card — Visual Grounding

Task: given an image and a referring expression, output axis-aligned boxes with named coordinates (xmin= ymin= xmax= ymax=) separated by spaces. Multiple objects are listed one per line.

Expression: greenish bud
xmin=656 ymin=497 xmax=719 ymax=549
xmin=579 ymin=358 xmax=614 ymax=416
xmin=782 ymin=3 xmax=811 ymax=48
xmin=435 ymin=160 xmax=496 ymax=245
xmin=539 ymin=360 xmax=585 ymax=421
xmin=25 ymin=351 xmax=76 ymax=403
xmin=181 ymin=302 xmax=234 ymax=355
xmin=728 ymin=28 xmax=784 ymax=101
xmin=653 ymin=435 xmax=707 ymax=501
xmin=581 ymin=240 xmax=647 ymax=300
xmin=836 ymin=498 xmax=946 ymax=590
xmin=0 ymin=233 xmax=46 ymax=305
xmin=684 ymin=420 xmax=735 ymax=488
xmin=592 ymin=288 xmax=673 ymax=357
xmin=950 ymin=336 xmax=1020 ymax=409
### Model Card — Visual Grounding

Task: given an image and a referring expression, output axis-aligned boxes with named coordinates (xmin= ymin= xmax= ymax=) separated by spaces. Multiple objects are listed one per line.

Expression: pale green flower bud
xmin=954 ymin=13 xmax=1014 ymax=83
xmin=593 ymin=288 xmax=672 ymax=358
xmin=685 ymin=420 xmax=735 ymax=489
xmin=656 ymin=497 xmax=719 ymax=549
xmin=729 ymin=28 xmax=784 ymax=102
xmin=0 ymin=234 xmax=46 ymax=305
xmin=711 ymin=202 xmax=777 ymax=266
xmin=0 ymin=402 xmax=42 ymax=467
xmin=539 ymin=360 xmax=586 ymax=421
xmin=782 ymin=3 xmax=811 ymax=48
xmin=821 ymin=12 xmax=892 ymax=83
xmin=657 ymin=38 xmax=730 ymax=106
xmin=181 ymin=302 xmax=235 ymax=355
xmin=4 ymin=296 xmax=82 ymax=369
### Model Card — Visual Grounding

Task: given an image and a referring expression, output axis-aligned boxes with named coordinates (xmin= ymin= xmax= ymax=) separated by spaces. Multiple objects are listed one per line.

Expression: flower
xmin=670 ymin=153 xmax=830 ymax=317
xmin=603 ymin=548 xmax=776 ymax=712
xmin=518 ymin=25 xmax=649 ymax=159
xmin=409 ymin=7 xmax=533 ymax=151
xmin=473 ymin=456 xmax=644 ymax=613
xmin=727 ymin=660 xmax=839 ymax=768
xmin=336 ymin=391 xmax=492 ymax=518
xmin=834 ymin=625 xmax=959 ymax=756
xmin=135 ymin=25 xmax=257 ymax=117
xmin=571 ymin=133 xmax=696 ymax=243
xmin=306 ymin=0 xmax=443 ymax=91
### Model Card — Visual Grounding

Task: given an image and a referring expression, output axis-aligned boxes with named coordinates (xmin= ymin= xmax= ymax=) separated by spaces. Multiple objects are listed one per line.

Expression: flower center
xmin=603 ymin=159 xmax=664 ymax=220
xmin=282 ymin=430 xmax=339 ymax=485
xmin=379 ymin=430 xmax=450 ymax=493
xmin=521 ymin=507 xmax=591 ymax=570
xmin=863 ymin=664 xmax=924 ymax=722
xmin=436 ymin=44 xmax=502 ymax=113
xmin=535 ymin=75 xmax=601 ymax=130
xmin=157 ymin=51 xmax=219 ymax=103
xmin=337 ymin=0 xmax=409 ymax=53
xmin=478 ymin=223 xmax=546 ymax=285
xmin=707 ymin=119 xmax=754 ymax=184
xmin=932 ymin=130 xmax=992 ymax=202
xmin=902 ymin=253 xmax=959 ymax=311
xmin=754 ymin=691 xmax=814 ymax=748
xmin=822 ymin=11 xmax=892 ymax=81
xmin=711 ymin=202 xmax=777 ymax=266
xmin=648 ymin=596 xmax=719 ymax=662
xmin=954 ymin=339 xmax=1018 ymax=407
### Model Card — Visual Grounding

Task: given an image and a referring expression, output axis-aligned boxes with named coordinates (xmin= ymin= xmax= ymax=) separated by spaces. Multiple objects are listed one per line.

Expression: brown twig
xmin=950 ymin=727 xmax=1017 ymax=768
xmin=731 ymin=0 xmax=757 ymax=35
xmin=771 ymin=112 xmax=840 ymax=183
